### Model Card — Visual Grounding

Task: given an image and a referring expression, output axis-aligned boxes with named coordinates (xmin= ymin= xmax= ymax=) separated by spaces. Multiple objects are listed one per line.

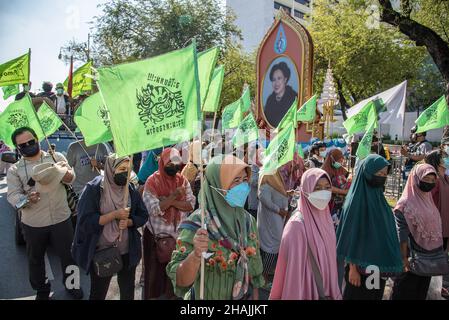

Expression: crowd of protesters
xmin=2 ymin=111 xmax=449 ymax=300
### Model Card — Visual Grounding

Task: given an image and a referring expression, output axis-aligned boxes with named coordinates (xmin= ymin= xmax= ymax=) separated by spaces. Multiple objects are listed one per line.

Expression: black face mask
xmin=164 ymin=165 xmax=179 ymax=177
xmin=418 ymin=181 xmax=435 ymax=193
xmin=19 ymin=143 xmax=40 ymax=157
xmin=367 ymin=175 xmax=387 ymax=188
xmin=113 ymin=172 xmax=128 ymax=186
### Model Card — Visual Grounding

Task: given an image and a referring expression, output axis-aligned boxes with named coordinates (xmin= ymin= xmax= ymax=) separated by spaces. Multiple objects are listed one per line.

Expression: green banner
xmin=0 ymin=94 xmax=44 ymax=148
xmin=36 ymin=101 xmax=63 ymax=137
xmin=221 ymin=98 xmax=243 ymax=132
xmin=260 ymin=123 xmax=295 ymax=176
xmin=0 ymin=52 xmax=30 ymax=87
xmin=277 ymin=98 xmax=298 ymax=132
xmin=240 ymin=86 xmax=251 ymax=113
xmin=97 ymin=43 xmax=201 ymax=157
xmin=415 ymin=95 xmax=449 ymax=133
xmin=297 ymin=95 xmax=317 ymax=122
xmin=74 ymin=92 xmax=113 ymax=146
xmin=198 ymin=47 xmax=219 ymax=110
xmin=202 ymin=65 xmax=224 ymax=113
xmin=343 ymin=100 xmax=379 ymax=135
xmin=232 ymin=113 xmax=259 ymax=148
xmin=2 ymin=84 xmax=20 ymax=100
xmin=64 ymin=60 xmax=93 ymax=98
xmin=356 ymin=121 xmax=376 ymax=159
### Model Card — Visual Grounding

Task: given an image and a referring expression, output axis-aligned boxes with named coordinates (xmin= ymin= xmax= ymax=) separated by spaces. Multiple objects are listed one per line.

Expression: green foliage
xmin=218 ymin=43 xmax=256 ymax=114
xmin=310 ymin=0 xmax=444 ymax=112
xmin=66 ymin=0 xmax=242 ymax=66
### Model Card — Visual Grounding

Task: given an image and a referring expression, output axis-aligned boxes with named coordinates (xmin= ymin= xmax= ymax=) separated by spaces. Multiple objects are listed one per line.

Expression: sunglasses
xmin=18 ymin=139 xmax=37 ymax=149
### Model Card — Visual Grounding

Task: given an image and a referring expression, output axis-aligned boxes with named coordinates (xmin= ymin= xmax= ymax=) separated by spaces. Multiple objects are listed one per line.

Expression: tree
xmin=63 ymin=0 xmax=242 ymax=66
xmin=310 ymin=0 xmax=432 ymax=118
xmin=218 ymin=42 xmax=256 ymax=113
xmin=374 ymin=0 xmax=449 ymax=135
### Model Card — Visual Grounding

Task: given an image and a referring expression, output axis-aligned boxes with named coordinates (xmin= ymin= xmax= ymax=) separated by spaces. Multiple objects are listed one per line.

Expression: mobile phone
xmin=15 ymin=196 xmax=29 ymax=210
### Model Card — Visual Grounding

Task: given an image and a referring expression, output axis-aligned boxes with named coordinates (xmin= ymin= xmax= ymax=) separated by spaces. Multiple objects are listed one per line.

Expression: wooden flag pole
xmin=61 ymin=120 xmax=101 ymax=174
xmin=197 ymin=117 xmax=206 ymax=300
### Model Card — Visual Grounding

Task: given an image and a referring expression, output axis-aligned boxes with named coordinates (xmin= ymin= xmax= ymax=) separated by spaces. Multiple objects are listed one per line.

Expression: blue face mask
xmin=213 ymin=182 xmax=251 ymax=208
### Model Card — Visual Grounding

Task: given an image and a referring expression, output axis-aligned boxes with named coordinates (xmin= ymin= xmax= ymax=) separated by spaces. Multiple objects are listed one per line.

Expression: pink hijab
xmin=270 ymin=168 xmax=342 ymax=300
xmin=395 ymin=163 xmax=443 ymax=251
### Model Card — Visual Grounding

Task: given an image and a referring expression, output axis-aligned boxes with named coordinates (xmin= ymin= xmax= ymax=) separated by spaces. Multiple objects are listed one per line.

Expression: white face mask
xmin=319 ymin=151 xmax=327 ymax=158
xmin=306 ymin=190 xmax=332 ymax=210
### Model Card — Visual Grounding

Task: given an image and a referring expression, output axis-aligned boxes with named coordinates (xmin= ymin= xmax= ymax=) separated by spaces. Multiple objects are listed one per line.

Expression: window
xmin=294 ymin=9 xmax=304 ymax=19
xmin=294 ymin=0 xmax=310 ymax=6
xmin=274 ymin=1 xmax=291 ymax=12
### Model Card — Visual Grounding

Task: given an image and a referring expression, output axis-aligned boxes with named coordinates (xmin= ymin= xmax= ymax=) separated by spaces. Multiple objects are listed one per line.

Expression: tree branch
xmin=378 ymin=0 xmax=449 ymax=86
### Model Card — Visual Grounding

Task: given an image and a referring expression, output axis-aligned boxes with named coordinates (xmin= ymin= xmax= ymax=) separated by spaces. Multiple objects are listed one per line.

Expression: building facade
xmin=226 ymin=0 xmax=313 ymax=52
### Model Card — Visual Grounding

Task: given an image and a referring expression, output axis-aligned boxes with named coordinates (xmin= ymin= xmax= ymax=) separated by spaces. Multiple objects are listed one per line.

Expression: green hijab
xmin=336 ymin=154 xmax=403 ymax=274
xmin=181 ymin=154 xmax=254 ymax=299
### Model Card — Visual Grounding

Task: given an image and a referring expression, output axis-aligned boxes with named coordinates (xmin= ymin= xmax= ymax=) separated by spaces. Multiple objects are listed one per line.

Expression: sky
xmin=0 ymin=0 xmax=108 ymax=110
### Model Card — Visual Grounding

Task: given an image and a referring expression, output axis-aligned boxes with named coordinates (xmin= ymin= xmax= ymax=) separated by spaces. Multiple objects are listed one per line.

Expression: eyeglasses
xmin=18 ymin=139 xmax=37 ymax=149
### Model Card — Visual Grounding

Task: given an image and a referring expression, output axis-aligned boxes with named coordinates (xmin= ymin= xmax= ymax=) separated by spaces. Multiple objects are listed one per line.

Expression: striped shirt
xmin=143 ymin=182 xmax=195 ymax=238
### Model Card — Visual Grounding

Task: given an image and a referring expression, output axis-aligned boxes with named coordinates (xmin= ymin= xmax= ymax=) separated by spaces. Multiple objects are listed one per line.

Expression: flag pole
xmin=60 ymin=121 xmax=100 ymax=174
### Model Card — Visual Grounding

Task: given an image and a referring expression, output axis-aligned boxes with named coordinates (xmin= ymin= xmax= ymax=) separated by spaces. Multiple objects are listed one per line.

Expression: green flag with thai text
xmin=356 ymin=121 xmax=376 ymax=159
xmin=232 ymin=113 xmax=259 ymax=147
xmin=343 ymin=100 xmax=379 ymax=135
xmin=297 ymin=95 xmax=316 ymax=122
xmin=415 ymin=95 xmax=449 ymax=133
xmin=260 ymin=123 xmax=295 ymax=176
xmin=221 ymin=99 xmax=243 ymax=132
xmin=0 ymin=52 xmax=30 ymax=86
xmin=74 ymin=92 xmax=113 ymax=146
xmin=2 ymin=84 xmax=20 ymax=100
xmin=0 ymin=94 xmax=44 ymax=148
xmin=97 ymin=43 xmax=201 ymax=157
xmin=64 ymin=60 xmax=93 ymax=98
xmin=276 ymin=98 xmax=298 ymax=132
xmin=36 ymin=101 xmax=63 ymax=137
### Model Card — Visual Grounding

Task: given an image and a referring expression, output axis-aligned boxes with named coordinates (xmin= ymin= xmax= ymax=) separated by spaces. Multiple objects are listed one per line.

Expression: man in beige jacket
xmin=7 ymin=126 xmax=84 ymax=300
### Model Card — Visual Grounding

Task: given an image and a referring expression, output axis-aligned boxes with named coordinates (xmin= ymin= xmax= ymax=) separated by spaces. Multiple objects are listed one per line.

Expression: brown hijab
xmin=321 ymin=149 xmax=348 ymax=180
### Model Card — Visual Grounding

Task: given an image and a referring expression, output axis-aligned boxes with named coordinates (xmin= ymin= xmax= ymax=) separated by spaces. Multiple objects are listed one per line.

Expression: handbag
xmin=64 ymin=184 xmax=79 ymax=214
xmin=408 ymin=236 xmax=449 ymax=277
xmin=148 ymin=217 xmax=177 ymax=264
xmin=92 ymin=245 xmax=123 ymax=278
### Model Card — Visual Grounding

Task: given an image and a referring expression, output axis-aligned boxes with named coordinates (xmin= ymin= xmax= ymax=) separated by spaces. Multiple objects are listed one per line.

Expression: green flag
xmin=260 ymin=123 xmax=295 ymax=176
xmin=221 ymin=99 xmax=243 ymax=132
xmin=0 ymin=52 xmax=30 ymax=86
xmin=0 ymin=94 xmax=44 ymax=148
xmin=343 ymin=100 xmax=379 ymax=135
xmin=202 ymin=65 xmax=224 ymax=113
xmin=415 ymin=95 xmax=449 ymax=133
xmin=36 ymin=101 xmax=63 ymax=137
xmin=2 ymin=84 xmax=20 ymax=100
xmin=356 ymin=121 xmax=376 ymax=159
xmin=74 ymin=93 xmax=113 ymax=146
xmin=198 ymin=47 xmax=219 ymax=109
xmin=64 ymin=60 xmax=93 ymax=98
xmin=276 ymin=98 xmax=298 ymax=132
xmin=97 ymin=43 xmax=201 ymax=157
xmin=240 ymin=86 xmax=251 ymax=113
xmin=297 ymin=95 xmax=317 ymax=122
xmin=232 ymin=113 xmax=259 ymax=147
